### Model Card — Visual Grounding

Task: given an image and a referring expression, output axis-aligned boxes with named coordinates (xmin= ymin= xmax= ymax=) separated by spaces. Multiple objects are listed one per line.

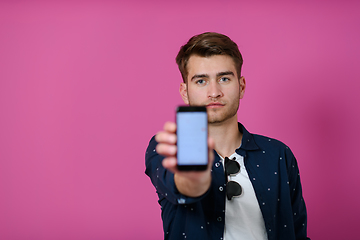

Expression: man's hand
xmin=155 ymin=121 xmax=215 ymax=197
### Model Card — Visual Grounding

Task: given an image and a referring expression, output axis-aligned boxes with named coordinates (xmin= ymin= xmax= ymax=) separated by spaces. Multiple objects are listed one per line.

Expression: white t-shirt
xmin=220 ymin=152 xmax=268 ymax=240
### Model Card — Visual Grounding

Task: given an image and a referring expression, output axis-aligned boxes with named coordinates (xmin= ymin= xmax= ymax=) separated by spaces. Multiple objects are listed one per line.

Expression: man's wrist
xmin=174 ymin=171 xmax=212 ymax=197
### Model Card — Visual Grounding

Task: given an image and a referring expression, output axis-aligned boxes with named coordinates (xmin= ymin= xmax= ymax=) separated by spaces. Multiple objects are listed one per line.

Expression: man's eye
xmin=220 ymin=77 xmax=230 ymax=82
xmin=196 ymin=79 xmax=205 ymax=84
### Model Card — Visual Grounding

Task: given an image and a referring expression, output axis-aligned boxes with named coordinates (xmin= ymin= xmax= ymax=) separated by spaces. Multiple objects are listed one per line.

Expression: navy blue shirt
xmin=145 ymin=123 xmax=310 ymax=240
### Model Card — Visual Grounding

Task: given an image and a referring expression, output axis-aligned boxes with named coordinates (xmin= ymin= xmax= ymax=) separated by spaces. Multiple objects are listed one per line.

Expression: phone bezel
xmin=176 ymin=106 xmax=208 ymax=171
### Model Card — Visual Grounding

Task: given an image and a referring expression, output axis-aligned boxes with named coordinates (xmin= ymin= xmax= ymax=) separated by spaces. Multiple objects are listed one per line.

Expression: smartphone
xmin=176 ymin=106 xmax=208 ymax=171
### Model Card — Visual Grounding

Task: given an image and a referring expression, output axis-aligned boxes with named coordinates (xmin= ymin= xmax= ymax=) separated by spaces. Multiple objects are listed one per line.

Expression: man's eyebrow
xmin=190 ymin=71 xmax=235 ymax=81
xmin=190 ymin=74 xmax=209 ymax=81
xmin=217 ymin=71 xmax=235 ymax=77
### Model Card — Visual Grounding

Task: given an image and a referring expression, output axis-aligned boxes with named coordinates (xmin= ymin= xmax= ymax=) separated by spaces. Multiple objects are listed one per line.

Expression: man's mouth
xmin=206 ymin=102 xmax=224 ymax=108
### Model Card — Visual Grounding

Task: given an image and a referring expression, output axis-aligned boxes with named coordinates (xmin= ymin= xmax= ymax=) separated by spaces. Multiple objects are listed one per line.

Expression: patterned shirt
xmin=145 ymin=123 xmax=310 ymax=240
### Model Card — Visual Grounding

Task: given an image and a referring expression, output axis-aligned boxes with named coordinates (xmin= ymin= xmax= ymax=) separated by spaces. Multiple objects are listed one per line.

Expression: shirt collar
xmin=213 ymin=123 xmax=259 ymax=163
xmin=237 ymin=122 xmax=259 ymax=151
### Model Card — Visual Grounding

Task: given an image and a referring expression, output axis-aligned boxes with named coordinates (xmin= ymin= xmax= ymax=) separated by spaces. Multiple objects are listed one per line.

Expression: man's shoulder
xmin=248 ymin=132 xmax=297 ymax=166
xmin=238 ymin=123 xmax=292 ymax=154
xmin=251 ymin=132 xmax=291 ymax=152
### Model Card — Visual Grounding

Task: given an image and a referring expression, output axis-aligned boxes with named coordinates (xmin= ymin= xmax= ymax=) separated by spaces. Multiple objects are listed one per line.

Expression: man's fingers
xmin=155 ymin=121 xmax=177 ymax=144
xmin=155 ymin=131 xmax=177 ymax=144
xmin=164 ymin=121 xmax=177 ymax=133
xmin=208 ymin=137 xmax=215 ymax=150
xmin=154 ymin=122 xmax=178 ymax=173
xmin=208 ymin=137 xmax=215 ymax=168
xmin=162 ymin=157 xmax=177 ymax=173
xmin=156 ymin=143 xmax=177 ymax=157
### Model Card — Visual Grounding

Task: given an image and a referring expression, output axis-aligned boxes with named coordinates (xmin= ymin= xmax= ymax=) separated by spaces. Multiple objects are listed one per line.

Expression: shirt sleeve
xmin=285 ymin=147 xmax=311 ymax=240
xmin=145 ymin=136 xmax=209 ymax=205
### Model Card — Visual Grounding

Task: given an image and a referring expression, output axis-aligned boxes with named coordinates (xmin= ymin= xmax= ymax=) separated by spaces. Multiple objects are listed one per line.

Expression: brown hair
xmin=176 ymin=32 xmax=243 ymax=83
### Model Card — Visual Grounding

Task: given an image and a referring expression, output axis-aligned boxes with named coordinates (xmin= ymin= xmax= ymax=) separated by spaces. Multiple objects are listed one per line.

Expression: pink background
xmin=1 ymin=1 xmax=359 ymax=239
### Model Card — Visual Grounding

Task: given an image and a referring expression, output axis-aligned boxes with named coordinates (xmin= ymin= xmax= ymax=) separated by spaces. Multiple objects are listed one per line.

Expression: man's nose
xmin=208 ymin=81 xmax=223 ymax=99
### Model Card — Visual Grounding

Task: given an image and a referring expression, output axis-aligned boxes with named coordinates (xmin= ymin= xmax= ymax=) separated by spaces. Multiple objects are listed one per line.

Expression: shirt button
xmin=219 ymin=186 xmax=223 ymax=191
xmin=217 ymin=217 xmax=222 ymax=221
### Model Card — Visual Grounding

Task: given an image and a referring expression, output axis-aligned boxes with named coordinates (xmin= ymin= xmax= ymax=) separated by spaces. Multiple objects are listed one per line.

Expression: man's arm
xmin=155 ymin=121 xmax=214 ymax=197
xmin=285 ymin=148 xmax=311 ymax=240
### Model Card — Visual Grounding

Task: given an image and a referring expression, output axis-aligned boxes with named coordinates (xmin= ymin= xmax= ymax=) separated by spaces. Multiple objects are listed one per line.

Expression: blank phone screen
xmin=177 ymin=111 xmax=208 ymax=166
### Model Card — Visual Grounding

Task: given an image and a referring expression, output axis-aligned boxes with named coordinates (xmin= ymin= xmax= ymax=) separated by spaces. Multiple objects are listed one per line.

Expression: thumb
xmin=208 ymin=137 xmax=215 ymax=167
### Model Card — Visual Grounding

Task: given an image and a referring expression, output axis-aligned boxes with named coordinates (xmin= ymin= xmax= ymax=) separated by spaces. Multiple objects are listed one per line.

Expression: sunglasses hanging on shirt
xmin=224 ymin=157 xmax=242 ymax=200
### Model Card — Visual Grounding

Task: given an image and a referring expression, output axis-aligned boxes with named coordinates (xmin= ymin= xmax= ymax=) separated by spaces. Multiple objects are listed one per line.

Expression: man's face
xmin=179 ymin=55 xmax=246 ymax=124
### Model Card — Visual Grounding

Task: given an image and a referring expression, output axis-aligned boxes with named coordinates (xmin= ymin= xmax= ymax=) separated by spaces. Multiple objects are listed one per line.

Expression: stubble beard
xmin=207 ymin=101 xmax=239 ymax=124
xmin=188 ymin=95 xmax=241 ymax=124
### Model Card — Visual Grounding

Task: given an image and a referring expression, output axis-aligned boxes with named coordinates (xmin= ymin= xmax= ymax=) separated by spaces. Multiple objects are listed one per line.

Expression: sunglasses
xmin=224 ymin=157 xmax=242 ymax=200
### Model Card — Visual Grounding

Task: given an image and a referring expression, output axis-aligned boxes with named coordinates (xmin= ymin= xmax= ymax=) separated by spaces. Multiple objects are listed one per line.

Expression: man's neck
xmin=208 ymin=115 xmax=243 ymax=158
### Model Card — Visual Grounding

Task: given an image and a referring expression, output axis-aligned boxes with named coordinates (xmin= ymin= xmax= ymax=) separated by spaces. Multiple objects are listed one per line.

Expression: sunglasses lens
xmin=225 ymin=160 xmax=240 ymax=175
xmin=224 ymin=157 xmax=242 ymax=200
xmin=226 ymin=181 xmax=242 ymax=200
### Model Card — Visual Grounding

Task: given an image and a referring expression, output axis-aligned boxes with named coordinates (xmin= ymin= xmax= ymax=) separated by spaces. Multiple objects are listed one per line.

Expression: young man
xmin=145 ymin=32 xmax=310 ymax=240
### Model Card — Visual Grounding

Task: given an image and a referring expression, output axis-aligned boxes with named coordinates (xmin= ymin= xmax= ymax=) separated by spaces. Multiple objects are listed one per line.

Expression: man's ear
xmin=179 ymin=83 xmax=189 ymax=104
xmin=239 ymin=76 xmax=246 ymax=99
